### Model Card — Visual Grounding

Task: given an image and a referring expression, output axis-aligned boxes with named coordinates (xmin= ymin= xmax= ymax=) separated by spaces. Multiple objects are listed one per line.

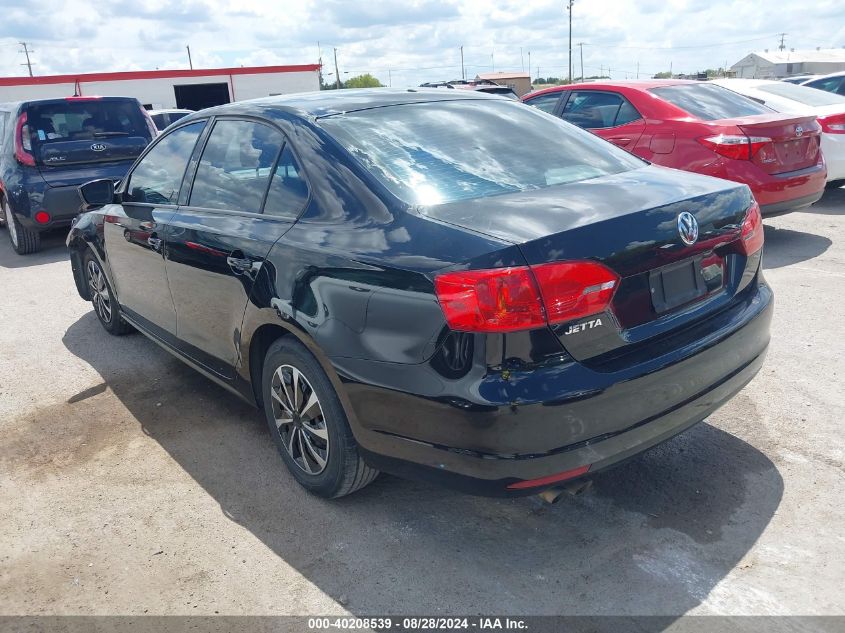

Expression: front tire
xmin=262 ymin=338 xmax=378 ymax=498
xmin=83 ymin=250 xmax=133 ymax=335
xmin=2 ymin=197 xmax=40 ymax=255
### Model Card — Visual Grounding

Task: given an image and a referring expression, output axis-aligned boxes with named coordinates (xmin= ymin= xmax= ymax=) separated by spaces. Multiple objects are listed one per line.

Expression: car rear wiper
xmin=93 ymin=131 xmax=130 ymax=137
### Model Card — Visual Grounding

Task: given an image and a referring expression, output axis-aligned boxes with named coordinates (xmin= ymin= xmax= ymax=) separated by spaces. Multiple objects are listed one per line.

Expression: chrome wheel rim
xmin=87 ymin=260 xmax=112 ymax=323
xmin=3 ymin=201 xmax=18 ymax=248
xmin=270 ymin=364 xmax=329 ymax=475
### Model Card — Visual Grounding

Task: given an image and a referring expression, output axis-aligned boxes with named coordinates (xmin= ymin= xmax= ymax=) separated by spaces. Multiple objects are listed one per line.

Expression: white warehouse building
xmin=0 ymin=64 xmax=321 ymax=110
xmin=730 ymin=49 xmax=845 ymax=79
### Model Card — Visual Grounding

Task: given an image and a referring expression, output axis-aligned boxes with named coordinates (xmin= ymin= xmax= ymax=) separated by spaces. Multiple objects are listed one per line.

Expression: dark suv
xmin=0 ymin=96 xmax=154 ymax=254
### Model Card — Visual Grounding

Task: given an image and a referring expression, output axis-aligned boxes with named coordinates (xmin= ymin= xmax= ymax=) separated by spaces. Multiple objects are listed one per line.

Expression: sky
xmin=1 ymin=0 xmax=844 ymax=87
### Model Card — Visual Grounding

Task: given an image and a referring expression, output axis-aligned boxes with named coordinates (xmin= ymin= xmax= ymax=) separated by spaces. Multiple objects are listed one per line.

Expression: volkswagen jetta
xmin=67 ymin=90 xmax=773 ymax=498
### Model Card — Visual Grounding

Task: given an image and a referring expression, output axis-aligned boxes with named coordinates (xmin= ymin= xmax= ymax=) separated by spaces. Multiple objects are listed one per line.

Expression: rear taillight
xmin=698 ymin=134 xmax=772 ymax=160
xmin=819 ymin=113 xmax=845 ymax=134
xmin=739 ymin=201 xmax=764 ymax=256
xmin=434 ymin=261 xmax=619 ymax=333
xmin=14 ymin=113 xmax=35 ymax=166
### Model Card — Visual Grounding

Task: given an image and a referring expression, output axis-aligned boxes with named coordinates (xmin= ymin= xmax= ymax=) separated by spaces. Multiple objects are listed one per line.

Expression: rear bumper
xmin=821 ymin=133 xmax=845 ymax=182
xmin=345 ymin=281 xmax=773 ymax=496
xmin=745 ymin=162 xmax=826 ymax=214
xmin=760 ymin=191 xmax=824 ymax=217
xmin=16 ymin=185 xmax=83 ymax=230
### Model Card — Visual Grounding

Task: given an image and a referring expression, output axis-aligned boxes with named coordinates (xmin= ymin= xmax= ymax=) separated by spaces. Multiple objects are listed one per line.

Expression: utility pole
xmin=333 ymin=48 xmax=341 ymax=90
xmin=186 ymin=45 xmax=193 ymax=70
xmin=528 ymin=51 xmax=532 ymax=80
xmin=491 ymin=50 xmax=495 ymax=72
xmin=600 ymin=64 xmax=603 ymax=78
xmin=566 ymin=0 xmax=574 ymax=83
xmin=778 ymin=33 xmax=787 ymax=52
xmin=460 ymin=45 xmax=465 ymax=81
xmin=669 ymin=61 xmax=673 ymax=78
xmin=388 ymin=69 xmax=392 ymax=87
xmin=520 ymin=47 xmax=525 ymax=72
xmin=636 ymin=61 xmax=639 ymax=79
xmin=19 ymin=42 xmax=34 ymax=77
xmin=577 ymin=42 xmax=584 ymax=81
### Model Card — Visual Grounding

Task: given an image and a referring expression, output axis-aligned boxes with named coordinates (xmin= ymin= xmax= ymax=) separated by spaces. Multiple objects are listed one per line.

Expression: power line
xmin=778 ymin=32 xmax=788 ymax=51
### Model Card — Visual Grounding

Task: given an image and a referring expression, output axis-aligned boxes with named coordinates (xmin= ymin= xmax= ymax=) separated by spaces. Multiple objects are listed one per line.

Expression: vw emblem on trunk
xmin=795 ymin=125 xmax=804 ymax=137
xmin=91 ymin=143 xmax=107 ymax=152
xmin=677 ymin=212 xmax=699 ymax=246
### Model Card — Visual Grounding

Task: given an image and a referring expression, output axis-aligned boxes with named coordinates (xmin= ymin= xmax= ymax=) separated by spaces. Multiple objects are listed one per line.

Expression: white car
xmin=712 ymin=78 xmax=845 ymax=185
xmin=147 ymin=108 xmax=194 ymax=132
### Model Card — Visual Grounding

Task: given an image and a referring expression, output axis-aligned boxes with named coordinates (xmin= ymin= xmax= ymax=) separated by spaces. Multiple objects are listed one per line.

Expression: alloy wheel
xmin=87 ymin=260 xmax=113 ymax=323
xmin=270 ymin=364 xmax=329 ymax=475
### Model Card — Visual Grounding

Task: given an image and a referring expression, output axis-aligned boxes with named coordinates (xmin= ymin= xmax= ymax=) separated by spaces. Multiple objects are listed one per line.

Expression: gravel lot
xmin=1 ymin=188 xmax=843 ymax=617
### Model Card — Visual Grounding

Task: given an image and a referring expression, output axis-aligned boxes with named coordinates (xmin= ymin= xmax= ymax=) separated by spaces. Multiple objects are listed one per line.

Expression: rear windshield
xmin=650 ymin=83 xmax=773 ymax=120
xmin=25 ymin=99 xmax=150 ymax=145
xmin=756 ymin=81 xmax=845 ymax=106
xmin=319 ymin=99 xmax=645 ymax=205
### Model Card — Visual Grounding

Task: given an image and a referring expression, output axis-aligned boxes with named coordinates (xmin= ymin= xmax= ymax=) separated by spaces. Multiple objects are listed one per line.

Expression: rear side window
xmin=524 ymin=92 xmax=561 ymax=113
xmin=561 ymin=91 xmax=641 ymax=128
xmin=25 ymin=99 xmax=151 ymax=144
xmin=263 ymin=145 xmax=309 ymax=220
xmin=189 ymin=119 xmax=283 ymax=213
xmin=805 ymin=76 xmax=845 ymax=95
xmin=151 ymin=113 xmax=167 ymax=129
xmin=169 ymin=112 xmax=190 ymax=124
xmin=126 ymin=121 xmax=205 ymax=204
xmin=650 ymin=84 xmax=773 ymax=120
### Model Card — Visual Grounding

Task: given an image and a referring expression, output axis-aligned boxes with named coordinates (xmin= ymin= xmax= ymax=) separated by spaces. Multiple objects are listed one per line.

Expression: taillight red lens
xmin=434 ymin=261 xmax=619 ymax=333
xmin=531 ymin=261 xmax=619 ymax=325
xmin=14 ymin=113 xmax=35 ymax=166
xmin=739 ymin=201 xmax=764 ymax=256
xmin=434 ymin=267 xmax=546 ymax=333
xmin=819 ymin=113 xmax=845 ymax=134
xmin=34 ymin=211 xmax=50 ymax=224
xmin=698 ymin=134 xmax=772 ymax=160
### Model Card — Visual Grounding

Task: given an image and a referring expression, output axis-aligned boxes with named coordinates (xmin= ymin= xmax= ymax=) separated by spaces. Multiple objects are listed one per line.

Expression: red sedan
xmin=522 ymin=80 xmax=826 ymax=215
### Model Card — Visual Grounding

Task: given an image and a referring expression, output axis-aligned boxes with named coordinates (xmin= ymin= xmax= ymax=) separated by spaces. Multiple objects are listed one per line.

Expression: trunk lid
xmin=23 ymin=97 xmax=152 ymax=181
xmin=711 ymin=113 xmax=821 ymax=174
xmin=422 ymin=165 xmax=755 ymax=361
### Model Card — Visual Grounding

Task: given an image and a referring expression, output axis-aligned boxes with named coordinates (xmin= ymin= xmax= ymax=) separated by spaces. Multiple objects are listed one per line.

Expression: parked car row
xmin=523 ymin=79 xmax=833 ymax=215
xmin=60 ymin=89 xmax=772 ymax=501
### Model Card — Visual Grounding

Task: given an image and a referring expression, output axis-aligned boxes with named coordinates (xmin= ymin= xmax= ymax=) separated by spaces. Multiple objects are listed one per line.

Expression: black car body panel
xmin=67 ymin=90 xmax=772 ymax=495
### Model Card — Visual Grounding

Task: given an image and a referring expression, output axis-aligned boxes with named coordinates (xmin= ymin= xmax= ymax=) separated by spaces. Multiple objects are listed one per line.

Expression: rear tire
xmin=261 ymin=338 xmax=378 ymax=498
xmin=83 ymin=250 xmax=133 ymax=335
xmin=2 ymin=197 xmax=40 ymax=255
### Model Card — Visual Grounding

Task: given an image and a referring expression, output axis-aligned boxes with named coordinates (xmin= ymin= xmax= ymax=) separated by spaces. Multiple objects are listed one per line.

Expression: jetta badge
xmin=91 ymin=143 xmax=107 ymax=152
xmin=795 ymin=125 xmax=804 ymax=137
xmin=677 ymin=212 xmax=699 ymax=246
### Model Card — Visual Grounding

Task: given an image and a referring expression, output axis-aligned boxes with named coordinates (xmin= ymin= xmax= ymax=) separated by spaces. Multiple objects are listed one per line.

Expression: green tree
xmin=653 ymin=71 xmax=673 ymax=79
xmin=343 ymin=73 xmax=383 ymax=88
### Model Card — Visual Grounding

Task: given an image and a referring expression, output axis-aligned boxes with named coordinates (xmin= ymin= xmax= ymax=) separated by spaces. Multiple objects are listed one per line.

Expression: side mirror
xmin=78 ymin=179 xmax=115 ymax=209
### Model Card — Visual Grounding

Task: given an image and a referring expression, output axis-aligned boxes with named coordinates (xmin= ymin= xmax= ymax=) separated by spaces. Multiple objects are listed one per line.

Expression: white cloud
xmin=1 ymin=0 xmax=843 ymax=86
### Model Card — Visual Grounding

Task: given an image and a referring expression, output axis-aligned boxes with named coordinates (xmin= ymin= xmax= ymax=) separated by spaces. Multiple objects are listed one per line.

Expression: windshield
xmin=319 ymin=99 xmax=645 ymax=205
xmin=25 ymin=99 xmax=150 ymax=145
xmin=756 ymin=82 xmax=845 ymax=106
xmin=650 ymin=83 xmax=774 ymax=120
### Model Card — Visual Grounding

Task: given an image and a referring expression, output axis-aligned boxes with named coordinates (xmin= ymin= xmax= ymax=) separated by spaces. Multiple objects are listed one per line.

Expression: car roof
xmin=190 ymin=88 xmax=503 ymax=120
xmin=524 ymin=79 xmax=700 ymax=99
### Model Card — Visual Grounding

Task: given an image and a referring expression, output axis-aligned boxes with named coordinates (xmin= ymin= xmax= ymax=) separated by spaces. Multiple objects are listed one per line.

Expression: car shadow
xmin=806 ymin=185 xmax=845 ymax=214
xmin=61 ymin=312 xmax=783 ymax=617
xmin=762 ymin=225 xmax=831 ymax=269
xmin=0 ymin=228 xmax=69 ymax=269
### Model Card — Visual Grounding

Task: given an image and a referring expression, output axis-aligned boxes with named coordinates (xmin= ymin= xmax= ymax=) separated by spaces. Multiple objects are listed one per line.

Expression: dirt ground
xmin=1 ymin=188 xmax=843 ymax=617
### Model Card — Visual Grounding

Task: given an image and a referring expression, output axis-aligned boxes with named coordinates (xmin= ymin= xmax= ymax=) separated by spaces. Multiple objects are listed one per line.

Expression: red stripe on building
xmin=0 ymin=64 xmax=321 ymax=87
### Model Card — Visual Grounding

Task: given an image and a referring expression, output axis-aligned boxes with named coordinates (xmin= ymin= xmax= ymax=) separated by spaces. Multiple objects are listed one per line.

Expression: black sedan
xmin=67 ymin=89 xmax=773 ymax=498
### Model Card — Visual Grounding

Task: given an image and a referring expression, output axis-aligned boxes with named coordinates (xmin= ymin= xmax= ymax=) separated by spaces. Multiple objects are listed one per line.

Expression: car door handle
xmin=147 ymin=236 xmax=162 ymax=251
xmin=609 ymin=138 xmax=631 ymax=146
xmin=227 ymin=255 xmax=260 ymax=276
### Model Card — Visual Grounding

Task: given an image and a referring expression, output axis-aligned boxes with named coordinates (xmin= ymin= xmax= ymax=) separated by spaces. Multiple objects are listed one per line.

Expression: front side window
xmin=757 ymin=81 xmax=845 ymax=106
xmin=806 ymin=76 xmax=845 ymax=95
xmin=125 ymin=121 xmax=206 ymax=204
xmin=319 ymin=99 xmax=645 ymax=205
xmin=650 ymin=83 xmax=773 ymax=120
xmin=524 ymin=92 xmax=561 ymax=114
xmin=561 ymin=91 xmax=641 ymax=129
xmin=189 ymin=119 xmax=283 ymax=213
xmin=263 ymin=145 xmax=309 ymax=220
